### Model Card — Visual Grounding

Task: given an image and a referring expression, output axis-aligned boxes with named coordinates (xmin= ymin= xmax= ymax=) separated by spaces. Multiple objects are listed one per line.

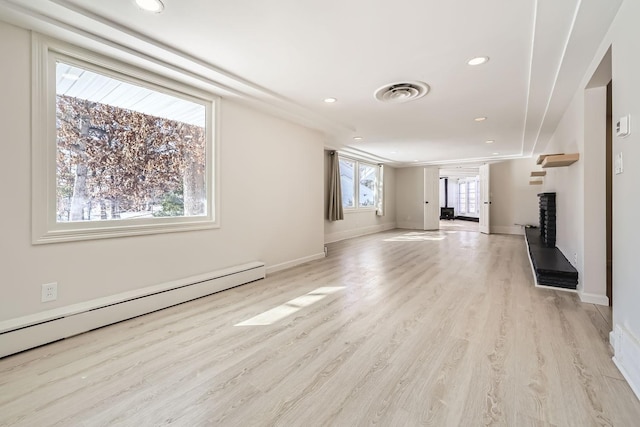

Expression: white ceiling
xmin=0 ymin=0 xmax=622 ymax=166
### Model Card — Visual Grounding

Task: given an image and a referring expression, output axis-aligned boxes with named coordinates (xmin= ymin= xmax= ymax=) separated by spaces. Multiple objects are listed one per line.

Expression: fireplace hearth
xmin=524 ymin=192 xmax=578 ymax=290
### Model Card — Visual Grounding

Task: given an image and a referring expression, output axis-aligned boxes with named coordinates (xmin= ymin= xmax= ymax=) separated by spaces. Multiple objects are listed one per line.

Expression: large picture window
xmin=32 ymin=36 xmax=218 ymax=243
xmin=339 ymin=156 xmax=378 ymax=211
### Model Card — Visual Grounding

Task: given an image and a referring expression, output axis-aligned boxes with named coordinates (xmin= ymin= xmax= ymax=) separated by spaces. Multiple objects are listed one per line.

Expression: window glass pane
xmin=459 ymin=182 xmax=467 ymax=213
xmin=339 ymin=158 xmax=355 ymax=208
xmin=468 ymin=180 xmax=477 ymax=213
xmin=55 ymin=62 xmax=207 ymax=223
xmin=358 ymin=163 xmax=376 ymax=207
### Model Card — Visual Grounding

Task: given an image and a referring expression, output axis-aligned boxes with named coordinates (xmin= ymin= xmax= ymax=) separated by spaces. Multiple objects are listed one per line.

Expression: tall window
xmin=468 ymin=180 xmax=477 ymax=213
xmin=339 ymin=158 xmax=355 ymax=209
xmin=32 ymin=36 xmax=217 ymax=243
xmin=339 ymin=157 xmax=378 ymax=210
xmin=358 ymin=163 xmax=376 ymax=207
xmin=459 ymin=182 xmax=467 ymax=214
xmin=457 ymin=177 xmax=479 ymax=215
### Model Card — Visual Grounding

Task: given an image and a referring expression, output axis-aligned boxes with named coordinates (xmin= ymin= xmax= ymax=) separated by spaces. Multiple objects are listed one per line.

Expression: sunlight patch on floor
xmin=384 ymin=232 xmax=446 ymax=242
xmin=235 ymin=286 xmax=345 ymax=326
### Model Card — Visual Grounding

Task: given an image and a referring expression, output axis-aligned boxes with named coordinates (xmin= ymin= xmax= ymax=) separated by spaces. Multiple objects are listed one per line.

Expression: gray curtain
xmin=328 ymin=152 xmax=344 ymax=221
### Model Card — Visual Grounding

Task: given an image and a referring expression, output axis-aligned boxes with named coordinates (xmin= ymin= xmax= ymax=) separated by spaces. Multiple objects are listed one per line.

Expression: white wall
xmin=395 ymin=167 xmax=425 ymax=229
xmin=323 ymin=151 xmax=397 ymax=243
xmin=0 ymin=22 xmax=325 ymax=323
xmin=489 ymin=158 xmax=541 ymax=235
xmin=541 ymin=0 xmax=640 ymax=392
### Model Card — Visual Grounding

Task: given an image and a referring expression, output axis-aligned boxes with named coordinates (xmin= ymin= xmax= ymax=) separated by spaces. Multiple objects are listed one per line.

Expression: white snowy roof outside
xmin=56 ymin=62 xmax=205 ymax=127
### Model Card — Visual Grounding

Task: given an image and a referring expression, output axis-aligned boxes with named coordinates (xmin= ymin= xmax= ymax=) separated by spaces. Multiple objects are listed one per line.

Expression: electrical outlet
xmin=573 ymin=252 xmax=578 ymax=265
xmin=41 ymin=282 xmax=58 ymax=302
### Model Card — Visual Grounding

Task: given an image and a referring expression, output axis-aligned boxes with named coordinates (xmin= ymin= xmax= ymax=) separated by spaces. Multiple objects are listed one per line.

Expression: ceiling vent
xmin=374 ymin=81 xmax=430 ymax=103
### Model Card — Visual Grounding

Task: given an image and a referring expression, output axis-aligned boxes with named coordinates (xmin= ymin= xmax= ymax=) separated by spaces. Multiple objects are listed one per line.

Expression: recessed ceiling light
xmin=390 ymin=151 xmax=397 ymax=154
xmin=474 ymin=117 xmax=487 ymax=122
xmin=492 ymin=152 xmax=500 ymax=155
xmin=135 ymin=0 xmax=164 ymax=13
xmin=323 ymin=97 xmax=337 ymax=103
xmin=353 ymin=136 xmax=363 ymax=141
xmin=468 ymin=56 xmax=489 ymax=66
xmin=485 ymin=140 xmax=495 ymax=144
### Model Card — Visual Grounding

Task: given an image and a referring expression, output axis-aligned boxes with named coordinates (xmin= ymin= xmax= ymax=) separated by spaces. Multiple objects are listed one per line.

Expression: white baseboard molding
xmin=395 ymin=221 xmax=422 ymax=230
xmin=611 ymin=325 xmax=640 ymax=401
xmin=266 ymin=252 xmax=325 ymax=275
xmin=325 ymin=222 xmax=396 ymax=244
xmin=0 ymin=262 xmax=265 ymax=358
xmin=578 ymin=291 xmax=609 ymax=306
xmin=492 ymin=225 xmax=524 ymax=235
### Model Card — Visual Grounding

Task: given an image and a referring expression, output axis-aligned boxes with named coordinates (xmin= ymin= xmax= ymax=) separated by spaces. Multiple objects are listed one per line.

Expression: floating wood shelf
xmin=541 ymin=153 xmax=580 ymax=168
xmin=537 ymin=153 xmax=564 ymax=165
xmin=529 ymin=180 xmax=543 ymax=185
xmin=531 ymin=171 xmax=547 ymax=177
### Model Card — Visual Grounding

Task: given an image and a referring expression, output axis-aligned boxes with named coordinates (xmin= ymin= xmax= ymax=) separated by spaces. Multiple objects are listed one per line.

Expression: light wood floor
xmin=439 ymin=219 xmax=480 ymax=232
xmin=1 ymin=229 xmax=639 ymax=426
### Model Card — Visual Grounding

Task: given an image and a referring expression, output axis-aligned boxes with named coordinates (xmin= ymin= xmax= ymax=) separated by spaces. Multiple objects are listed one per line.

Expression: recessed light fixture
xmin=492 ymin=152 xmax=500 ymax=155
xmin=323 ymin=97 xmax=337 ymax=103
xmin=474 ymin=117 xmax=487 ymax=122
xmin=485 ymin=140 xmax=495 ymax=144
xmin=353 ymin=136 xmax=363 ymax=141
xmin=467 ymin=56 xmax=489 ymax=66
xmin=390 ymin=151 xmax=397 ymax=154
xmin=135 ymin=0 xmax=164 ymax=13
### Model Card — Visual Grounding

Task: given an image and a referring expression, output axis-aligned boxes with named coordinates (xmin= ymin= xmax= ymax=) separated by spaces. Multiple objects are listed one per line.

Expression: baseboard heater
xmin=0 ymin=261 xmax=265 ymax=358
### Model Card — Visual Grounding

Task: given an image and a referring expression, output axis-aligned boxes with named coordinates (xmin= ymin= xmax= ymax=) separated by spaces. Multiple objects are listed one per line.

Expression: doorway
xmin=437 ymin=166 xmax=484 ymax=233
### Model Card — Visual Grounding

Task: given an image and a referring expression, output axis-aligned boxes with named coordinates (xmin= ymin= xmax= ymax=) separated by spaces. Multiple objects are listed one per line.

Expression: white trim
xmin=492 ymin=225 xmax=525 ymax=235
xmin=0 ymin=262 xmax=265 ymax=358
xmin=266 ymin=253 xmax=326 ymax=275
xmin=325 ymin=222 xmax=396 ymax=244
xmin=611 ymin=325 xmax=640 ymax=401
xmin=535 ymin=283 xmax=578 ymax=294
xmin=32 ymin=34 xmax=220 ymax=243
xmin=578 ymin=291 xmax=609 ymax=306
xmin=396 ymin=221 xmax=423 ymax=230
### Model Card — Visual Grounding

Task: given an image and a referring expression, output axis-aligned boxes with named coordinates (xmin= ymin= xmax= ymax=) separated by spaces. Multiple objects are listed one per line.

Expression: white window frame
xmin=339 ymin=156 xmax=378 ymax=212
xmin=31 ymin=35 xmax=219 ymax=244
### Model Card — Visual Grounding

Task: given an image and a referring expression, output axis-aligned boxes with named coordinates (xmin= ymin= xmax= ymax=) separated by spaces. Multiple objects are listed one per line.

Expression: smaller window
xmin=459 ymin=182 xmax=467 ymax=214
xmin=468 ymin=180 xmax=477 ymax=213
xmin=358 ymin=163 xmax=376 ymax=207
xmin=339 ymin=158 xmax=355 ymax=209
xmin=338 ymin=156 xmax=377 ymax=211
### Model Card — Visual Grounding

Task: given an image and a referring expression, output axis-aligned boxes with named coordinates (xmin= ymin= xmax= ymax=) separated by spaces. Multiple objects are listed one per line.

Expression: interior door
xmin=479 ymin=164 xmax=490 ymax=234
xmin=423 ymin=167 xmax=440 ymax=230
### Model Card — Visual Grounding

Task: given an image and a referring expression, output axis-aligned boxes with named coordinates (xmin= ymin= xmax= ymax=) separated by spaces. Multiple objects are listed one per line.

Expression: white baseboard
xmin=266 ymin=252 xmax=325 ymax=274
xmin=611 ymin=325 xmax=640 ymax=401
xmin=396 ymin=221 xmax=422 ymax=230
xmin=578 ymin=291 xmax=609 ymax=306
xmin=492 ymin=225 xmax=524 ymax=235
xmin=325 ymin=222 xmax=396 ymax=243
xmin=0 ymin=262 xmax=265 ymax=358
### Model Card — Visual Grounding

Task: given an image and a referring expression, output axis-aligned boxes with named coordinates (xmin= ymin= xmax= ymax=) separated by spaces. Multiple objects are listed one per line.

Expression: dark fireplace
xmin=538 ymin=192 xmax=556 ymax=247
